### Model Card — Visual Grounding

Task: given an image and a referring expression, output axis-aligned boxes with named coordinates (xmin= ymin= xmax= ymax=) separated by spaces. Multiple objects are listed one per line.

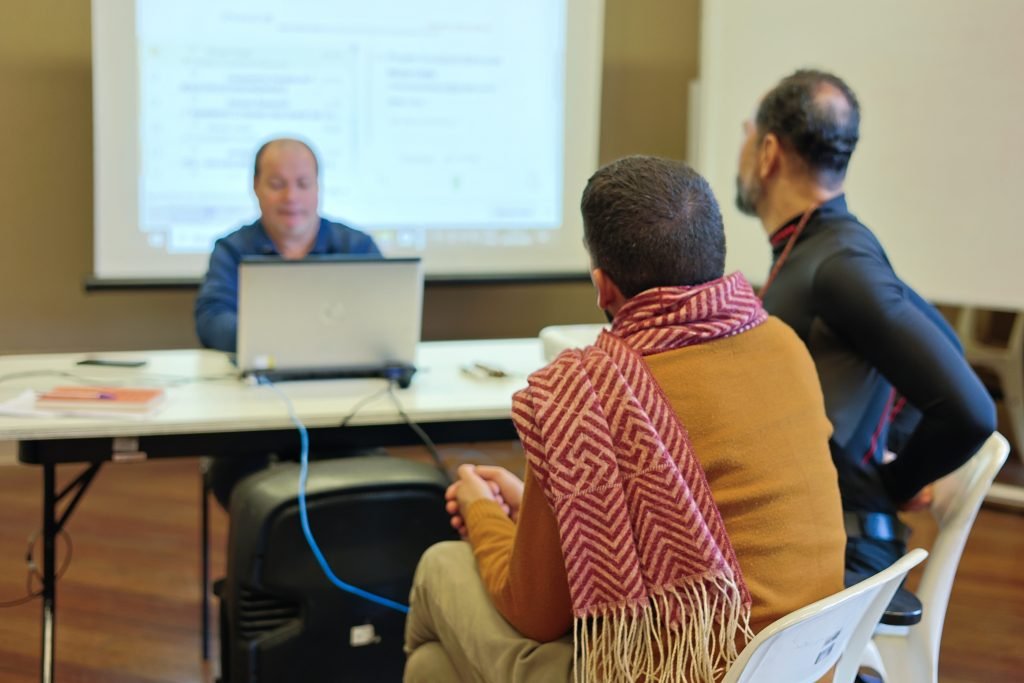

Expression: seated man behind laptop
xmin=195 ymin=137 xmax=380 ymax=353
xmin=404 ymin=156 xmax=846 ymax=683
xmin=195 ymin=137 xmax=381 ymax=506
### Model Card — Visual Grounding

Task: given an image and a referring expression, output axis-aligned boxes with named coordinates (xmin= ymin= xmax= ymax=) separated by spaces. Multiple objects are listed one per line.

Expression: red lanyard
xmin=757 ymin=203 xmax=908 ymax=463
xmin=758 ymin=204 xmax=819 ymax=299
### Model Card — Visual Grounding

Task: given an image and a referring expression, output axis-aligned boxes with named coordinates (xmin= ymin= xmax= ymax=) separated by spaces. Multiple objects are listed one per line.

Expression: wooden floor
xmin=1 ymin=445 xmax=1022 ymax=682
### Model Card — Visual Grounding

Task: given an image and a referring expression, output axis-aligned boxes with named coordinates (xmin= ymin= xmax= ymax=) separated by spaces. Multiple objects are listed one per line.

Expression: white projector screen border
xmin=92 ymin=0 xmax=605 ymax=281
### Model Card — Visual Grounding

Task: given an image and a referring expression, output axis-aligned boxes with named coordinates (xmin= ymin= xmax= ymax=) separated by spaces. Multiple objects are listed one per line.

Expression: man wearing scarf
xmin=404 ymin=156 xmax=846 ymax=682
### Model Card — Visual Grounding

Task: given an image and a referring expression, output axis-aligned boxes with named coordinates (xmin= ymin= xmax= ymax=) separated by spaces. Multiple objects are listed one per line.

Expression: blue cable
xmin=258 ymin=377 xmax=409 ymax=614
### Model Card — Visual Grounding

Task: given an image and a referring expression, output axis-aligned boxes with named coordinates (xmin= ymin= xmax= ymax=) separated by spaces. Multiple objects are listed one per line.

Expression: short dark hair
xmin=253 ymin=138 xmax=319 ymax=178
xmin=756 ymin=69 xmax=860 ymax=187
xmin=581 ymin=156 xmax=726 ymax=298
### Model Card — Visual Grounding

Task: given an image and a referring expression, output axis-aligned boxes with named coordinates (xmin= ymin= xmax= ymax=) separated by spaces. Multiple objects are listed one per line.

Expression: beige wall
xmin=0 ymin=0 xmax=699 ymax=354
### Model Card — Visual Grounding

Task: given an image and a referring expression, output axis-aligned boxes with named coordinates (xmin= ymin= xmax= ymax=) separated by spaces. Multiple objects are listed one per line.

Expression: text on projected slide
xmin=136 ymin=0 xmax=566 ymax=255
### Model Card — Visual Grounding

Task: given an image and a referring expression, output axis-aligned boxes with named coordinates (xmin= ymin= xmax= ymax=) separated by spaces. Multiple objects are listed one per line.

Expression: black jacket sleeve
xmin=812 ymin=249 xmax=995 ymax=503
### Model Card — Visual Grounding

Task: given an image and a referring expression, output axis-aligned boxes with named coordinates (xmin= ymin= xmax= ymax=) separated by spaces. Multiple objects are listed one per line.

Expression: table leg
xmin=201 ymin=467 xmax=211 ymax=660
xmin=41 ymin=462 xmax=56 ymax=683
xmin=36 ymin=461 xmax=102 ymax=683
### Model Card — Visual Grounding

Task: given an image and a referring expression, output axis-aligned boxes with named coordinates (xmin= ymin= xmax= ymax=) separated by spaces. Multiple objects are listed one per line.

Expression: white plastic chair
xmin=860 ymin=432 xmax=1010 ymax=683
xmin=955 ymin=307 xmax=1023 ymax=461
xmin=722 ymin=548 xmax=929 ymax=683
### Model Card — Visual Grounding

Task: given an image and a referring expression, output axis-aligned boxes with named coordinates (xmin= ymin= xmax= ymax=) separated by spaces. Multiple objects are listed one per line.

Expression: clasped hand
xmin=445 ymin=464 xmax=524 ymax=537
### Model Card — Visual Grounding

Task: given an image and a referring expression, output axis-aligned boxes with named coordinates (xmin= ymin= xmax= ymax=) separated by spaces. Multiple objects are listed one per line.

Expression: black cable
xmin=80 ymin=371 xmax=240 ymax=388
xmin=337 ymin=383 xmax=394 ymax=429
xmin=0 ymin=368 xmax=239 ymax=389
xmin=330 ymin=381 xmax=450 ymax=483
xmin=384 ymin=383 xmax=450 ymax=483
xmin=0 ymin=529 xmax=73 ymax=608
xmin=0 ymin=583 xmax=37 ymax=609
xmin=0 ymin=370 xmax=89 ymax=384
xmin=153 ymin=372 xmax=242 ymax=387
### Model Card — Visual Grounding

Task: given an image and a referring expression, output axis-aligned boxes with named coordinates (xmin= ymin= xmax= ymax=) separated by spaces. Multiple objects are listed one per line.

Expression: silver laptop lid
xmin=236 ymin=256 xmax=423 ymax=375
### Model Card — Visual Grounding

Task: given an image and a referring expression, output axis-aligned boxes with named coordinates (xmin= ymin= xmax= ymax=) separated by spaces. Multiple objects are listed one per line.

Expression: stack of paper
xmin=35 ymin=386 xmax=165 ymax=413
xmin=0 ymin=386 xmax=168 ymax=420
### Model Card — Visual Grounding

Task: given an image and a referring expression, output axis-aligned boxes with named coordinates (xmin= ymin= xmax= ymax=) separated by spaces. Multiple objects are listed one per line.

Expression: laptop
xmin=236 ymin=256 xmax=423 ymax=386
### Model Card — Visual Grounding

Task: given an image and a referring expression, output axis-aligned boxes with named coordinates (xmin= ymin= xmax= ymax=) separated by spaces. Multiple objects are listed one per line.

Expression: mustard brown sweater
xmin=465 ymin=317 xmax=846 ymax=642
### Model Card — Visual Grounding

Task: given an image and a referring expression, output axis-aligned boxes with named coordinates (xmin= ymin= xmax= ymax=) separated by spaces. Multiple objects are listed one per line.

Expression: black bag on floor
xmin=218 ymin=455 xmax=455 ymax=682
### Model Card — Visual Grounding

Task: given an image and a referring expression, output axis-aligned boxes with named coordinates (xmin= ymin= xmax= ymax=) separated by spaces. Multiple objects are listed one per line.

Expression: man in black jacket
xmin=735 ymin=69 xmax=995 ymax=574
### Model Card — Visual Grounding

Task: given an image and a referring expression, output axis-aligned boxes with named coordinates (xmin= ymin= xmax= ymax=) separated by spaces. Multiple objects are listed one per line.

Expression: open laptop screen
xmin=237 ymin=256 xmax=423 ymax=380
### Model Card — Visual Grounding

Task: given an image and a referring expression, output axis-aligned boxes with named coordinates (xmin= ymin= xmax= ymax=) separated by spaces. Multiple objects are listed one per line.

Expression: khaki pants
xmin=404 ymin=541 xmax=574 ymax=683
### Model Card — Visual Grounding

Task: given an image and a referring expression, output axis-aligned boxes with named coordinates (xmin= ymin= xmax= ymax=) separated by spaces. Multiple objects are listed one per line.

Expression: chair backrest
xmin=723 ymin=548 xmax=929 ymax=683
xmin=956 ymin=307 xmax=1024 ymax=359
xmin=911 ymin=431 xmax=1009 ymax=673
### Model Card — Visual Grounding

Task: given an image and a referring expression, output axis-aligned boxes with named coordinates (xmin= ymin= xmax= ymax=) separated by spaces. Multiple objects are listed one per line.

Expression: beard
xmin=734 ymin=173 xmax=760 ymax=217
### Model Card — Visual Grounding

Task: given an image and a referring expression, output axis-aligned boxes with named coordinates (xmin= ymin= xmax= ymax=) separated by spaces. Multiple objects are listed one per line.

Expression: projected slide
xmin=135 ymin=0 xmax=565 ymax=255
xmin=92 ymin=0 xmax=602 ymax=278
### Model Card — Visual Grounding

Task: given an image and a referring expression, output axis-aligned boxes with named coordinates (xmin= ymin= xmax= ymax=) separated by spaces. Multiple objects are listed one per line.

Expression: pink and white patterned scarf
xmin=512 ymin=272 xmax=766 ymax=682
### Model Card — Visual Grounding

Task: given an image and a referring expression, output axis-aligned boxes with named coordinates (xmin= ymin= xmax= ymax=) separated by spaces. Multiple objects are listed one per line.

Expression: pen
xmin=43 ymin=389 xmax=117 ymax=400
xmin=460 ymin=366 xmax=484 ymax=379
xmin=461 ymin=364 xmax=508 ymax=380
xmin=473 ymin=362 xmax=507 ymax=378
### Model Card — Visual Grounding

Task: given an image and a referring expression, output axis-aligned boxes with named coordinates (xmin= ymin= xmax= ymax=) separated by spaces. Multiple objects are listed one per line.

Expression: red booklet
xmin=36 ymin=386 xmax=166 ymax=413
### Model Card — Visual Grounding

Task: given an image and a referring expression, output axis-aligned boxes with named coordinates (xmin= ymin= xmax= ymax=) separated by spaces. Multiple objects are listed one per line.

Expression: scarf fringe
xmin=573 ymin=573 xmax=753 ymax=683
